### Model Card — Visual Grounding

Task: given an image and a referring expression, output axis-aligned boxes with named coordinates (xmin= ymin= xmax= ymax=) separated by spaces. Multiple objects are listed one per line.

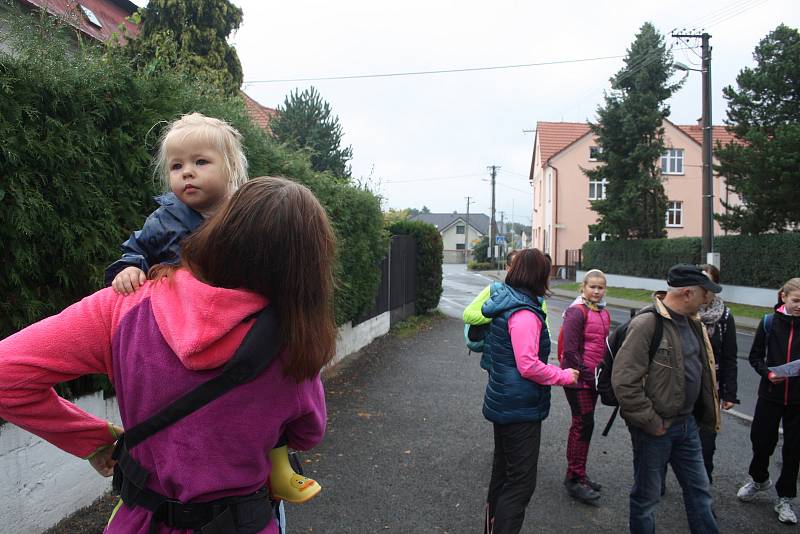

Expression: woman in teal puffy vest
xmin=480 ymin=248 xmax=578 ymax=534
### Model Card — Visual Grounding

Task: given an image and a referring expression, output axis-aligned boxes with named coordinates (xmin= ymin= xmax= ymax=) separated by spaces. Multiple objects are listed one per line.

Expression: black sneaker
xmin=565 ymin=479 xmax=601 ymax=502
xmin=584 ymin=477 xmax=602 ymax=492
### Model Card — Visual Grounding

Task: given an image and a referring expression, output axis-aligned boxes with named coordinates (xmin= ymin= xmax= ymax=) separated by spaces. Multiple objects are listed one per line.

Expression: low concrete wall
xmin=0 ymin=314 xmax=392 ymax=533
xmin=577 ymin=270 xmax=778 ymax=307
xmin=0 ymin=392 xmax=122 ymax=534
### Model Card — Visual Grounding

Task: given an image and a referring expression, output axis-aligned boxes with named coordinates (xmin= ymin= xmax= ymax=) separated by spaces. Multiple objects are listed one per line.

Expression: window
xmin=79 ymin=4 xmax=103 ymax=27
xmin=456 ymin=243 xmax=465 ymax=250
xmin=589 ymin=232 xmax=609 ymax=242
xmin=456 ymin=224 xmax=465 ymax=234
xmin=589 ymin=146 xmax=603 ymax=160
xmin=666 ymin=201 xmax=683 ymax=227
xmin=661 ymin=149 xmax=684 ymax=175
xmin=588 ymin=177 xmax=608 ymax=200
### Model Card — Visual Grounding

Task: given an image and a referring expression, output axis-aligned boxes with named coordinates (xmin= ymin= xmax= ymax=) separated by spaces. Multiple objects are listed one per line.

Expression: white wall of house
xmin=0 ymin=317 xmax=392 ymax=533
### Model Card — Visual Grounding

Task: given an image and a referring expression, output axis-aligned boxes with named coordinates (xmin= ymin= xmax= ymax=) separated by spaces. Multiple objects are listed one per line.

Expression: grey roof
xmin=410 ymin=213 xmax=492 ymax=235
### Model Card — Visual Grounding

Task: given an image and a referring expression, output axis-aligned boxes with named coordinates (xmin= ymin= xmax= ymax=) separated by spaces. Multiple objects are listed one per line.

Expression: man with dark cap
xmin=612 ymin=264 xmax=722 ymax=534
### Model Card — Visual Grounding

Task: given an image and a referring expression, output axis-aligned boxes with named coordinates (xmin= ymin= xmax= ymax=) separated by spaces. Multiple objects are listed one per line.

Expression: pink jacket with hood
xmin=560 ymin=296 xmax=611 ymax=388
xmin=0 ymin=270 xmax=326 ymax=533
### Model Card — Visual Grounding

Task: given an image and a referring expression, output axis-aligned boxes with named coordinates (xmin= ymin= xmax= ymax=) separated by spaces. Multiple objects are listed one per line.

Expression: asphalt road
xmin=288 ymin=310 xmax=788 ymax=533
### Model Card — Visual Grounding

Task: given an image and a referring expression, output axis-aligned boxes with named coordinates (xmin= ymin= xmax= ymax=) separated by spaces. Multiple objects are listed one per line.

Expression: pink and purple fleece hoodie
xmin=0 ymin=270 xmax=326 ymax=534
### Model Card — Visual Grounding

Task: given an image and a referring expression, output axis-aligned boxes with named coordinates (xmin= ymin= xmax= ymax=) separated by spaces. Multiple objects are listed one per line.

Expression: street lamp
xmin=673 ymin=33 xmax=718 ymax=268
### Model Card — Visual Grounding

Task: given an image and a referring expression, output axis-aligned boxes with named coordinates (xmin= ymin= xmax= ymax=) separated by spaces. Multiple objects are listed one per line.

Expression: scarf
xmin=581 ymin=296 xmax=607 ymax=312
xmin=699 ymin=295 xmax=725 ymax=336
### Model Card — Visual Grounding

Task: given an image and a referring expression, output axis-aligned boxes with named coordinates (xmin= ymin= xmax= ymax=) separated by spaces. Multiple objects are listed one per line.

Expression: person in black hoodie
xmin=737 ymin=278 xmax=800 ymax=526
xmin=697 ymin=264 xmax=739 ymax=484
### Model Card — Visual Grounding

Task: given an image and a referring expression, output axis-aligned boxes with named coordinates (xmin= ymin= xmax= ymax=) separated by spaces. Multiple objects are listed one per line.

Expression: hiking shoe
xmin=584 ymin=476 xmax=602 ymax=492
xmin=737 ymin=478 xmax=772 ymax=502
xmin=776 ymin=498 xmax=798 ymax=524
xmin=565 ymin=478 xmax=601 ymax=502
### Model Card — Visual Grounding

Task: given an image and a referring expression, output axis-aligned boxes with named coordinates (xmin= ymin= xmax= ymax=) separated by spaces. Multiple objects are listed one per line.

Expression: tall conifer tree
xmin=124 ymin=0 xmax=244 ymax=95
xmin=587 ymin=22 xmax=681 ymax=239
xmin=715 ymin=24 xmax=800 ymax=234
xmin=271 ymin=87 xmax=353 ymax=180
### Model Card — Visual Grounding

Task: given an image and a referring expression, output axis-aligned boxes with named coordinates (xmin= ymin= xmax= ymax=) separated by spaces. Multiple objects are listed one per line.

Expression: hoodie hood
xmin=482 ymin=283 xmax=539 ymax=319
xmin=148 ymin=270 xmax=268 ymax=371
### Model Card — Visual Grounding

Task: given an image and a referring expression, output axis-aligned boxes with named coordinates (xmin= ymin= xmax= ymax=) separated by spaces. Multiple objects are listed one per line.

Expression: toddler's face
xmin=167 ymin=138 xmax=229 ymax=216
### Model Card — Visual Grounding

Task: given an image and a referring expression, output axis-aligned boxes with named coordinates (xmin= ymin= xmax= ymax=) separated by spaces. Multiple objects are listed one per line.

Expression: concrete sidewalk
xmin=287 ymin=316 xmax=785 ymax=533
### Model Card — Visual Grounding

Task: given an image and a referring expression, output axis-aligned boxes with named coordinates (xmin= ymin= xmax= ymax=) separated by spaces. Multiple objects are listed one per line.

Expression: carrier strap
xmin=111 ymin=305 xmax=280 ymax=533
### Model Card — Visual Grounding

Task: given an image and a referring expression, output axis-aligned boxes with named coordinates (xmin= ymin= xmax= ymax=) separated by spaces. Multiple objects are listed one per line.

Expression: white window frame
xmin=588 ymin=177 xmax=608 ymax=200
xmin=455 ymin=224 xmax=465 ymax=234
xmin=589 ymin=232 xmax=609 ymax=242
xmin=666 ymin=201 xmax=683 ymax=227
xmin=589 ymin=146 xmax=603 ymax=161
xmin=661 ymin=149 xmax=684 ymax=175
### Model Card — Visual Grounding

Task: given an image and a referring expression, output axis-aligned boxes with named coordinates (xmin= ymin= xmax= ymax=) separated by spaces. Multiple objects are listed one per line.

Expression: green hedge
xmin=0 ymin=13 xmax=385 ymax=400
xmin=582 ymin=234 xmax=799 ymax=289
xmin=387 ymin=220 xmax=443 ymax=314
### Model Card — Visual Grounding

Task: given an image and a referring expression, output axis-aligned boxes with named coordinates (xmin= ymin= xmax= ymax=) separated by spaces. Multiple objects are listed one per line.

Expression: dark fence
xmin=557 ymin=249 xmax=582 ymax=280
xmin=355 ymin=235 xmax=417 ymax=326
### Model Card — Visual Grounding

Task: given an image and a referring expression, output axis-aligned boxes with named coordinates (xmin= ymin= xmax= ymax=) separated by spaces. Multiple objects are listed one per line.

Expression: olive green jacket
xmin=611 ymin=295 xmax=720 ymax=435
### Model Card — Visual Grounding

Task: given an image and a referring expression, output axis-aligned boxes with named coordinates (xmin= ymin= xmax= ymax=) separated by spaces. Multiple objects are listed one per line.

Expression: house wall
xmin=533 ymin=122 xmax=740 ymax=267
xmin=441 ymin=222 xmax=484 ymax=264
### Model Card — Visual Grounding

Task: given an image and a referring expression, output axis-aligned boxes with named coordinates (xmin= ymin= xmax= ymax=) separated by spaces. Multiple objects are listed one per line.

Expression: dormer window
xmin=79 ymin=4 xmax=102 ymax=28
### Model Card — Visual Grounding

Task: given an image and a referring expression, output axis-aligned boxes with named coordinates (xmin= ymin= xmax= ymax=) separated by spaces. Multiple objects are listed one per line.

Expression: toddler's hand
xmin=112 ymin=267 xmax=146 ymax=295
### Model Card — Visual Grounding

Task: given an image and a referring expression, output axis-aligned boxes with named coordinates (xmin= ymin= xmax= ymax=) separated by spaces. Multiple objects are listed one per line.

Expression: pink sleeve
xmin=286 ymin=375 xmax=327 ymax=452
xmin=0 ymin=287 xmax=122 ymax=458
xmin=509 ymin=310 xmax=575 ymax=386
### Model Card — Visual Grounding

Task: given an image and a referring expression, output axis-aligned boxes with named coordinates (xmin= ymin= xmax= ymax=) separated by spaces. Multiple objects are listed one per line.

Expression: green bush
xmin=387 ymin=220 xmax=443 ymax=314
xmin=0 ymin=12 xmax=386 ymax=401
xmin=468 ymin=261 xmax=493 ymax=271
xmin=582 ymin=234 xmax=798 ymax=289
xmin=472 ymin=236 xmax=490 ymax=262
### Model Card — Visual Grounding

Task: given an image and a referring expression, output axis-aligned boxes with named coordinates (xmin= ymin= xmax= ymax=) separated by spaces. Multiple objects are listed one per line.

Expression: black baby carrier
xmin=112 ymin=306 xmax=281 ymax=534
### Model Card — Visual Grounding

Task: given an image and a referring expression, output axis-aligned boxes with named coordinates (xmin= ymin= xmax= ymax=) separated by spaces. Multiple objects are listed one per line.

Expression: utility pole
xmin=464 ymin=196 xmax=475 ymax=264
xmin=673 ymin=31 xmax=715 ymax=265
xmin=488 ymin=165 xmax=499 ymax=264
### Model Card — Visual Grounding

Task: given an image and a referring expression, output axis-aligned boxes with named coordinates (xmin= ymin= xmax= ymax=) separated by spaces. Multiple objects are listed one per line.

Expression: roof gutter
xmin=548 ymin=163 xmax=559 ymax=266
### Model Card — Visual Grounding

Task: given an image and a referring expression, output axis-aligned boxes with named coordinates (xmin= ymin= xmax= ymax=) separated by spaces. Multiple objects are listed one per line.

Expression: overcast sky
xmin=136 ymin=0 xmax=798 ymax=225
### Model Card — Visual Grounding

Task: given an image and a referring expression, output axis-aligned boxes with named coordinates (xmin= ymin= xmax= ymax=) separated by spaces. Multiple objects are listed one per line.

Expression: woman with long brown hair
xmin=481 ymin=248 xmax=578 ymax=534
xmin=0 ymin=176 xmax=336 ymax=534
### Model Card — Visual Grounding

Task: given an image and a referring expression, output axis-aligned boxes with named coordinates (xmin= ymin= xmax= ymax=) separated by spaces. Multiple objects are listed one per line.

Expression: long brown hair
xmin=504 ymin=248 xmax=550 ymax=298
xmin=177 ymin=176 xmax=336 ymax=382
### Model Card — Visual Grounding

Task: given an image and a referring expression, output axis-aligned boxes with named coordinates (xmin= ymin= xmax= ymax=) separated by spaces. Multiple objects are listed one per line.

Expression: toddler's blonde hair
xmin=154 ymin=112 xmax=248 ymax=192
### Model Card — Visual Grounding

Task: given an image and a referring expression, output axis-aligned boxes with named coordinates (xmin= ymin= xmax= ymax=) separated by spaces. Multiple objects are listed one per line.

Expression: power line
xmin=382 ymin=172 xmax=484 ymax=184
xmin=243 ymin=54 xmax=625 ymax=84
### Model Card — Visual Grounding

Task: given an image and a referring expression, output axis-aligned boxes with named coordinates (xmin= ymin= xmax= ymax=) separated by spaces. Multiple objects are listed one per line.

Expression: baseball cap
xmin=667 ymin=264 xmax=722 ymax=293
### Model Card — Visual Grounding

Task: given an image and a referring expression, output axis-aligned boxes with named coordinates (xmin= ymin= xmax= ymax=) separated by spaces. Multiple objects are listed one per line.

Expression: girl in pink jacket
xmin=560 ymin=269 xmax=611 ymax=503
xmin=0 ymin=176 xmax=336 ymax=534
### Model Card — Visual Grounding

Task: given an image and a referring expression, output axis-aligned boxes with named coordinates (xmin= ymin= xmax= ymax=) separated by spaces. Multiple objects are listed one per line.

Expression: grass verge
xmin=556 ymin=282 xmax=772 ymax=321
xmin=391 ymin=311 xmax=445 ymax=338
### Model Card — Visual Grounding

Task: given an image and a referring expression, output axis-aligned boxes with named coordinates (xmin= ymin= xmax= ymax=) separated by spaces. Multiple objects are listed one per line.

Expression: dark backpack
xmin=594 ymin=308 xmax=663 ymax=436
xmin=464 ymin=323 xmax=490 ymax=353
xmin=556 ymin=304 xmax=589 ymax=364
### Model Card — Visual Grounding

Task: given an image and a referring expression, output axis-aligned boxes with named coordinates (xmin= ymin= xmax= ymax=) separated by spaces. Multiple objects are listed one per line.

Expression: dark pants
xmin=698 ymin=426 xmax=716 ymax=484
xmin=749 ymin=397 xmax=800 ymax=498
xmin=485 ymin=421 xmax=542 ymax=534
xmin=564 ymin=387 xmax=597 ymax=481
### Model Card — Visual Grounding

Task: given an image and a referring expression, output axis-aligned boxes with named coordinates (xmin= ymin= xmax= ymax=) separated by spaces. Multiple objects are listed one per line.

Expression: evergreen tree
xmin=123 ymin=0 xmax=244 ymax=95
xmin=587 ymin=22 xmax=682 ymax=239
xmin=271 ymin=87 xmax=353 ymax=180
xmin=715 ymin=24 xmax=800 ymax=234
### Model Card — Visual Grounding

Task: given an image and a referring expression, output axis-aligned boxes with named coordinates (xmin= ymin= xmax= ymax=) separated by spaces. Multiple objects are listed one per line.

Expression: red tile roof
xmin=21 ymin=0 xmax=140 ymax=43
xmin=675 ymin=124 xmax=740 ymax=148
xmin=535 ymin=122 xmax=592 ymax=167
xmin=241 ymin=91 xmax=279 ymax=133
xmin=534 ymin=121 xmax=742 ymax=171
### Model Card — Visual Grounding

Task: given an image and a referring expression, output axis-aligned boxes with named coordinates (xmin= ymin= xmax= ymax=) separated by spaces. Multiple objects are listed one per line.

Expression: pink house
xmin=528 ymin=120 xmax=740 ymax=267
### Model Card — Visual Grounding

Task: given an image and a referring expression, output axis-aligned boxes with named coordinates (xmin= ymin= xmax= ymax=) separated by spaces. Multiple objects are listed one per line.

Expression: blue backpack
xmin=464 ymin=323 xmax=490 ymax=353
